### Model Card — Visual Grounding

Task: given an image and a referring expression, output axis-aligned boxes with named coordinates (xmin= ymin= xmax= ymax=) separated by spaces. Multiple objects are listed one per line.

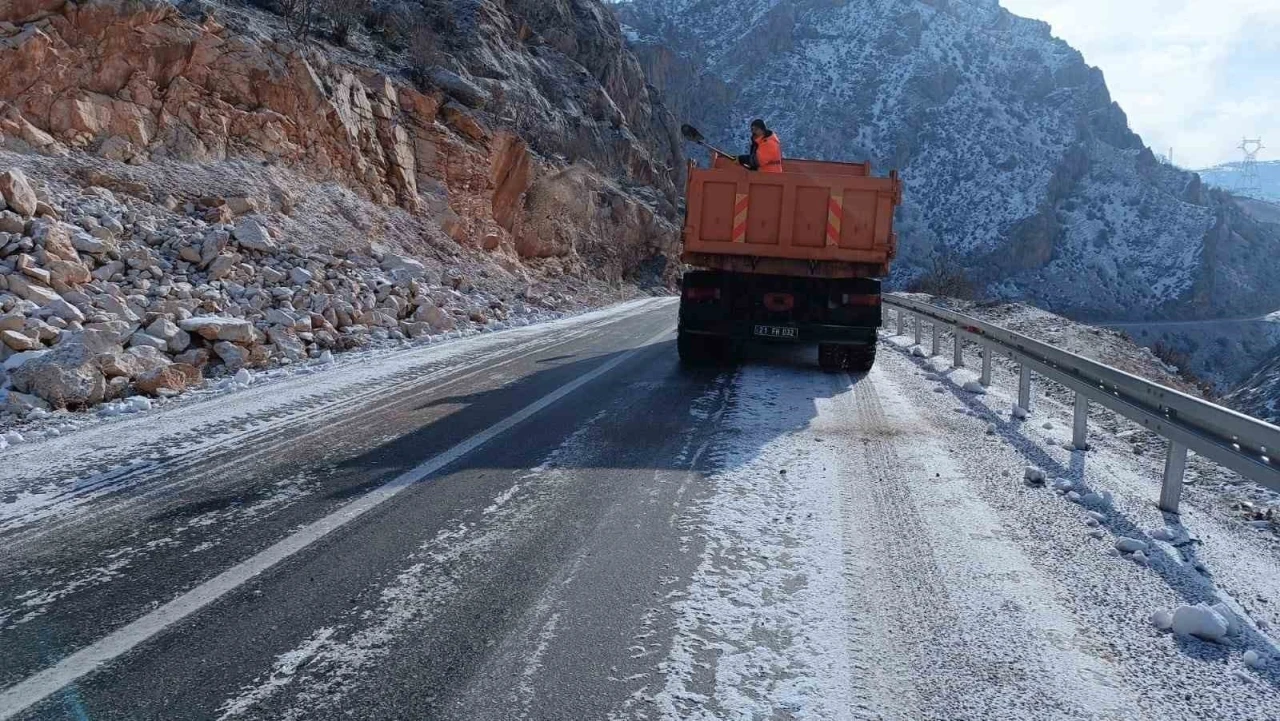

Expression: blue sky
xmin=1000 ymin=0 xmax=1280 ymax=168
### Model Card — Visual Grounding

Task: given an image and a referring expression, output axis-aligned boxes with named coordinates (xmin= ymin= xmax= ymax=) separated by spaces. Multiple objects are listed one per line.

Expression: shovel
xmin=681 ymin=124 xmax=740 ymax=165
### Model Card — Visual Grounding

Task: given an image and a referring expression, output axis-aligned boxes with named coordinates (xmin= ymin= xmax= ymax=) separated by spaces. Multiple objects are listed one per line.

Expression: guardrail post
xmin=1072 ymin=395 xmax=1089 ymax=450
xmin=931 ymin=323 xmax=940 ymax=356
xmin=953 ymin=330 xmax=964 ymax=367
xmin=1018 ymin=363 xmax=1032 ymax=412
xmin=913 ymin=314 xmax=922 ymax=345
xmin=980 ymin=343 xmax=992 ymax=386
xmin=1159 ymin=442 xmax=1188 ymax=513
xmin=897 ymin=309 xmax=905 ymax=336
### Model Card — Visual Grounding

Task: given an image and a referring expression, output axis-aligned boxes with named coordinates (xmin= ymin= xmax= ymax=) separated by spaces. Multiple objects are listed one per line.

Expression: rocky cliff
xmin=616 ymin=0 xmax=1280 ymax=322
xmin=0 ymin=0 xmax=683 ymax=419
xmin=2 ymin=0 xmax=683 ymax=270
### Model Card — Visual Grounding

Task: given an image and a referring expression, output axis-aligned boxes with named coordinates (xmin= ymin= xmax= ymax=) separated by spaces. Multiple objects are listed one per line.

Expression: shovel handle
xmin=699 ymin=142 xmax=738 ymax=163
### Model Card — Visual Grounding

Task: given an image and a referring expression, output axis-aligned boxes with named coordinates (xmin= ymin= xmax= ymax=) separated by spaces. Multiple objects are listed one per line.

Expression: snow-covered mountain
xmin=1197 ymin=160 xmax=1280 ymax=204
xmin=1227 ymin=351 xmax=1280 ymax=425
xmin=612 ymin=0 xmax=1280 ymax=322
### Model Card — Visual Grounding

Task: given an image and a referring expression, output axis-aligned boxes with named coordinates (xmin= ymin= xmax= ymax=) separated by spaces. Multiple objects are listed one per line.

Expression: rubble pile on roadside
xmin=0 ymin=167 xmax=550 ymax=421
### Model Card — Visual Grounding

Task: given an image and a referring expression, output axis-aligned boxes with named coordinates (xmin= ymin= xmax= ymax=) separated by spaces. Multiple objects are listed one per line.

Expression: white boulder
xmin=1115 ymin=537 xmax=1149 ymax=554
xmin=379 ymin=253 xmax=428 ymax=278
xmin=1149 ymin=609 xmax=1174 ymax=631
xmin=1170 ymin=604 xmax=1229 ymax=642
xmin=180 ymin=317 xmax=257 ymax=343
xmin=232 ymin=219 xmax=277 ymax=252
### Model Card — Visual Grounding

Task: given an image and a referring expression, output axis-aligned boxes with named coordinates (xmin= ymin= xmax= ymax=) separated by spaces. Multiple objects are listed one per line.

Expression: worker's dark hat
xmin=750 ymin=118 xmax=767 ymax=131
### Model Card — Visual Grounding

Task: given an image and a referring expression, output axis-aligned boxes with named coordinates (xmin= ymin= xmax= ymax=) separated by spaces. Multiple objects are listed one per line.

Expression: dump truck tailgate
xmin=681 ymin=157 xmax=901 ymax=278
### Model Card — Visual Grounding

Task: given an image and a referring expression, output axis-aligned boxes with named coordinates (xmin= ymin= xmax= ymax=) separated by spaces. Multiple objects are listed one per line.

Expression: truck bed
xmin=681 ymin=156 xmax=902 ymax=278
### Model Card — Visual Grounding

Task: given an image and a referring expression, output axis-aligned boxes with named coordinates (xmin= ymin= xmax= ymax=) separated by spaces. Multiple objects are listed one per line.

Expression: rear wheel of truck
xmin=848 ymin=345 xmax=876 ymax=373
xmin=678 ymin=331 xmax=720 ymax=367
xmin=818 ymin=343 xmax=848 ymax=373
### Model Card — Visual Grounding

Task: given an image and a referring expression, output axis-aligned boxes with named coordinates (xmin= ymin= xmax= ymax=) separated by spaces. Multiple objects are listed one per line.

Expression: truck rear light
xmin=831 ymin=293 xmax=881 ymax=308
xmin=763 ymin=293 xmax=794 ymax=312
xmin=683 ymin=286 xmax=721 ymax=302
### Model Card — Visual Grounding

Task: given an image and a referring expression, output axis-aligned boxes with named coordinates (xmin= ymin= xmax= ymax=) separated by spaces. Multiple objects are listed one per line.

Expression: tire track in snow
xmin=836 ymin=371 xmax=1142 ymax=720
xmin=650 ymin=364 xmax=860 ymax=720
xmin=648 ymin=353 xmax=1147 ymax=721
xmin=0 ymin=470 xmax=321 ymax=633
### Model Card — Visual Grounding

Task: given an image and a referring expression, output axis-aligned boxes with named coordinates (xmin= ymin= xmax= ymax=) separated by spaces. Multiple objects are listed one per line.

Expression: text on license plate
xmin=754 ymin=325 xmax=798 ymax=339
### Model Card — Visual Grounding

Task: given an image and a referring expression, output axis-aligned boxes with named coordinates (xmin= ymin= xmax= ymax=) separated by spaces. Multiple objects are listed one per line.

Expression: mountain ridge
xmin=1196 ymin=159 xmax=1280 ymax=204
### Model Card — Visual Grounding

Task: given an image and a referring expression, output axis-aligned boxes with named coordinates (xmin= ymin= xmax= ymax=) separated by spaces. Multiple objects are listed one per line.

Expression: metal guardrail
xmin=882 ymin=294 xmax=1280 ymax=513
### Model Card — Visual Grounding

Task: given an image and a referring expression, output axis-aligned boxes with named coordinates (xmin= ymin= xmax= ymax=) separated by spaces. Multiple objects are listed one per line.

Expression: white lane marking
xmin=0 ymin=325 xmax=675 ymax=720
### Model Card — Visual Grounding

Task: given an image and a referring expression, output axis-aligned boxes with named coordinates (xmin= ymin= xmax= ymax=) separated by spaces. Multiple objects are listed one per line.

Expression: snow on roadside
xmin=875 ymin=331 xmax=1280 ymax=717
xmin=840 ymin=367 xmax=1143 ymax=719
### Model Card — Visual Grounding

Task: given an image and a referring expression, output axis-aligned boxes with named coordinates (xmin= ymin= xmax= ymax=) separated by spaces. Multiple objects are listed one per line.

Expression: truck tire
xmin=848 ymin=345 xmax=876 ymax=373
xmin=818 ymin=343 xmax=847 ymax=373
xmin=678 ymin=331 xmax=717 ymax=367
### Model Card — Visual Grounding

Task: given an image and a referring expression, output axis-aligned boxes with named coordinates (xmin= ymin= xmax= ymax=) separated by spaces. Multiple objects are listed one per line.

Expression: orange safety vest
xmin=754 ymin=133 xmax=784 ymax=173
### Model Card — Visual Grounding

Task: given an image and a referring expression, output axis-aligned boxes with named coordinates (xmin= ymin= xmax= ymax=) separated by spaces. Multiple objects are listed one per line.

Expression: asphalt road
xmin=0 ymin=298 xmax=726 ymax=720
xmin=3 ymin=297 xmax=1279 ymax=721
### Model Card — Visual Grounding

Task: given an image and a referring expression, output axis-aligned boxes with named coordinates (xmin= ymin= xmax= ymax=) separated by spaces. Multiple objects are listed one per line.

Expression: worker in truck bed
xmin=737 ymin=119 xmax=784 ymax=173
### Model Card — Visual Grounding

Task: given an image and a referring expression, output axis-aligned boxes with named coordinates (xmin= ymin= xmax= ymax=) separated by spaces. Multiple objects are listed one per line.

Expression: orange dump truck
xmin=678 ymin=155 xmax=903 ymax=371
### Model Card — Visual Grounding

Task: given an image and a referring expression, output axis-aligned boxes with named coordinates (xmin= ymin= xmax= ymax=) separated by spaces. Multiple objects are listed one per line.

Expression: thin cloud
xmin=1000 ymin=0 xmax=1280 ymax=168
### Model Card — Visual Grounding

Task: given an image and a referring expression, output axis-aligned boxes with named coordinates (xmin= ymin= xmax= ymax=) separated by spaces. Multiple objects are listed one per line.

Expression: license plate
xmin=754 ymin=325 xmax=798 ymax=339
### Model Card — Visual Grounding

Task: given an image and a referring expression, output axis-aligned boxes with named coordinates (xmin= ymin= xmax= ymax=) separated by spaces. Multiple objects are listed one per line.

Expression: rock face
xmin=0 ymin=0 xmax=681 ymax=275
xmin=619 ymin=0 xmax=1280 ymax=320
